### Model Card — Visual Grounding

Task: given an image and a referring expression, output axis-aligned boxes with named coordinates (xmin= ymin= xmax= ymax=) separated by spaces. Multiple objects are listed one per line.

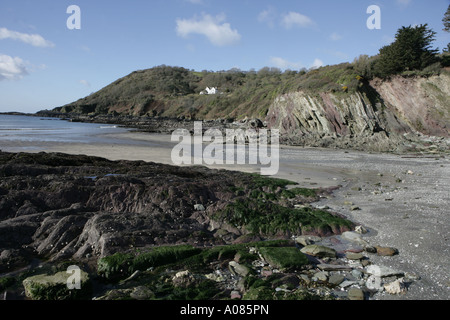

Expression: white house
xmin=200 ymin=87 xmax=220 ymax=95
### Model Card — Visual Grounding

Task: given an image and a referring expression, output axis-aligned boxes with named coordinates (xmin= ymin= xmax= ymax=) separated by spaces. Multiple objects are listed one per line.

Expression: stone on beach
xmin=347 ymin=288 xmax=365 ymax=300
xmin=375 ymin=246 xmax=399 ymax=256
xmin=341 ymin=231 xmax=369 ymax=246
xmin=300 ymin=244 xmax=337 ymax=258
xmin=365 ymin=265 xmax=404 ymax=277
xmin=384 ymin=278 xmax=407 ymax=295
xmin=294 ymin=235 xmax=322 ymax=246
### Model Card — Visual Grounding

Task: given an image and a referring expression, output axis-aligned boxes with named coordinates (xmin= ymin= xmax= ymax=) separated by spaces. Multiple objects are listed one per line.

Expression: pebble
xmin=193 ymin=204 xmax=206 ymax=211
xmin=355 ymin=225 xmax=368 ymax=234
xmin=328 ymin=274 xmax=345 ymax=286
xmin=345 ymin=252 xmax=364 ymax=260
xmin=294 ymin=235 xmax=321 ymax=246
xmin=366 ymin=265 xmax=404 ymax=277
xmin=351 ymin=269 xmax=363 ymax=280
xmin=300 ymin=244 xmax=337 ymax=258
xmin=317 ymin=264 xmax=352 ymax=271
xmin=341 ymin=231 xmax=369 ymax=246
xmin=364 ymin=246 xmax=377 ymax=254
xmin=299 ymin=274 xmax=310 ymax=285
xmin=375 ymin=246 xmax=399 ymax=256
xmin=130 ymin=286 xmax=155 ymax=300
xmin=314 ymin=271 xmax=328 ymax=282
xmin=230 ymin=290 xmax=242 ymax=299
xmin=384 ymin=278 xmax=407 ymax=295
xmin=340 ymin=280 xmax=357 ymax=288
xmin=348 ymin=288 xmax=365 ymax=300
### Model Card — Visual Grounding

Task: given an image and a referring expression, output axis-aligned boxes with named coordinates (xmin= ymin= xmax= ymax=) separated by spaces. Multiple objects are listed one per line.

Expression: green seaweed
xmin=97 ymin=245 xmax=201 ymax=281
xmin=258 ymin=247 xmax=309 ymax=271
xmin=219 ymin=198 xmax=353 ymax=236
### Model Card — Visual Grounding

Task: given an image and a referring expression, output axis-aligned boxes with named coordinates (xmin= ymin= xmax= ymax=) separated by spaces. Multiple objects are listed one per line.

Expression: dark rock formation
xmin=0 ymin=151 xmax=353 ymax=274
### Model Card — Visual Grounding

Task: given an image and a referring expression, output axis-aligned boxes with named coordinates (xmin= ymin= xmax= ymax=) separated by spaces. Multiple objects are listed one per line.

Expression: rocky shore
xmin=34 ymin=110 xmax=450 ymax=154
xmin=0 ymin=150 xmax=419 ymax=301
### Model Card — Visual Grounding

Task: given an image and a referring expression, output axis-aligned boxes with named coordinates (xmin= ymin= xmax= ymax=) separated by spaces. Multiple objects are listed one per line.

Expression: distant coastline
xmin=0 ymin=111 xmax=33 ymax=116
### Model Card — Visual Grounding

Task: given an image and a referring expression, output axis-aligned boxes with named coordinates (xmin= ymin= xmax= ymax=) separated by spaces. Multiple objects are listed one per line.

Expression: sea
xmin=0 ymin=114 xmax=131 ymax=145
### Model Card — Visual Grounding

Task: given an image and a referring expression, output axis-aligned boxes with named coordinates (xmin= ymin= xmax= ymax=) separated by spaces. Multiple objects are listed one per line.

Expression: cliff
xmin=265 ymin=73 xmax=450 ymax=152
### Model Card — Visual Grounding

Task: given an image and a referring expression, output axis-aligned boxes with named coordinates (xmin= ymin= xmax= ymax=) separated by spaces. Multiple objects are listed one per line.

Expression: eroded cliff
xmin=265 ymin=73 xmax=450 ymax=152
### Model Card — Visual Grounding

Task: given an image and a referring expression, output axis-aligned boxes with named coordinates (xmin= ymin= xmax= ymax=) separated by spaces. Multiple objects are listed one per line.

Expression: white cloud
xmin=258 ymin=7 xmax=277 ymax=28
xmin=176 ymin=13 xmax=241 ymax=47
xmin=281 ymin=12 xmax=315 ymax=29
xmin=330 ymin=32 xmax=342 ymax=41
xmin=79 ymin=80 xmax=91 ymax=87
xmin=0 ymin=54 xmax=28 ymax=81
xmin=310 ymin=58 xmax=324 ymax=69
xmin=270 ymin=57 xmax=325 ymax=70
xmin=80 ymin=45 xmax=91 ymax=53
xmin=396 ymin=0 xmax=412 ymax=6
xmin=0 ymin=27 xmax=54 ymax=48
xmin=270 ymin=57 xmax=302 ymax=70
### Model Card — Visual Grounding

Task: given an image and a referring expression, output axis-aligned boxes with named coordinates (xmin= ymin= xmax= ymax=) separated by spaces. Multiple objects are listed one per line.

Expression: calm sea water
xmin=0 ymin=114 xmax=131 ymax=144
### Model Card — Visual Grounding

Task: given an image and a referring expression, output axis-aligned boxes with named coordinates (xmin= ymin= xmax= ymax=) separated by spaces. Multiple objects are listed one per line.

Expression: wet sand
xmin=1 ymin=130 xmax=449 ymax=300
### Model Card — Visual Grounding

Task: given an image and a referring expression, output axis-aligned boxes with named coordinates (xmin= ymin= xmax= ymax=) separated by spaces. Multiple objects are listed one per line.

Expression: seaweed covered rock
xmin=300 ymin=245 xmax=337 ymax=258
xmin=0 ymin=151 xmax=354 ymax=272
xmin=258 ymin=247 xmax=309 ymax=271
xmin=22 ymin=269 xmax=91 ymax=300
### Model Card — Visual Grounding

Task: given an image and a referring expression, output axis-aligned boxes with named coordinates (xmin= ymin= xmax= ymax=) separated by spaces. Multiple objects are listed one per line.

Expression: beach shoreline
xmin=1 ymin=130 xmax=449 ymax=300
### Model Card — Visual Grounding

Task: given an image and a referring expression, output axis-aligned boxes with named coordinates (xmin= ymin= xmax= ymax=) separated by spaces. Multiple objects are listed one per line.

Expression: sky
xmin=0 ymin=0 xmax=449 ymax=113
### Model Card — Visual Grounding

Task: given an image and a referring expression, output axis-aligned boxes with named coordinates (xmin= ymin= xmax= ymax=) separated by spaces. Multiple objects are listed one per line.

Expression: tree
xmin=373 ymin=24 xmax=438 ymax=78
xmin=443 ymin=5 xmax=450 ymax=53
xmin=443 ymin=5 xmax=450 ymax=32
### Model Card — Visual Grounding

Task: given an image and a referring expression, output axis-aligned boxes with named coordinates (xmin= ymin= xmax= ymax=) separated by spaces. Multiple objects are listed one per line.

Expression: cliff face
xmin=265 ymin=73 xmax=450 ymax=152
xmin=370 ymin=74 xmax=450 ymax=137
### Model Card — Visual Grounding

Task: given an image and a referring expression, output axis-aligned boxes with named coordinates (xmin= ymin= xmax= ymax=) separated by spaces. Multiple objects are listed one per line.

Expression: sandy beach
xmin=1 ymin=130 xmax=449 ymax=300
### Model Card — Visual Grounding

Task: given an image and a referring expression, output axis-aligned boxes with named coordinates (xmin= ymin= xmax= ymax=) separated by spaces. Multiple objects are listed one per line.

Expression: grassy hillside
xmin=50 ymin=64 xmax=362 ymax=120
xmin=52 ymin=59 xmax=446 ymax=121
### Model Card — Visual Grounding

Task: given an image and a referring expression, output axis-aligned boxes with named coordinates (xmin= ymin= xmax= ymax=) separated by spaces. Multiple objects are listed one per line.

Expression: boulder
xmin=259 ymin=247 xmax=309 ymax=271
xmin=130 ymin=286 xmax=155 ymax=300
xmin=229 ymin=261 xmax=251 ymax=277
xmin=22 ymin=268 xmax=91 ymax=300
xmin=300 ymin=244 xmax=337 ymax=258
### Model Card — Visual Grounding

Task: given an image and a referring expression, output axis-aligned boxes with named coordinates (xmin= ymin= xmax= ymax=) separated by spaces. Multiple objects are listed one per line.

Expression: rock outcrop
xmin=0 ymin=151 xmax=353 ymax=273
xmin=265 ymin=73 xmax=450 ymax=152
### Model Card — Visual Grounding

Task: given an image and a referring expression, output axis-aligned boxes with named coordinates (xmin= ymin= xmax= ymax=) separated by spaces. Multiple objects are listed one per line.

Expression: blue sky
xmin=1 ymin=0 xmax=449 ymax=113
